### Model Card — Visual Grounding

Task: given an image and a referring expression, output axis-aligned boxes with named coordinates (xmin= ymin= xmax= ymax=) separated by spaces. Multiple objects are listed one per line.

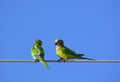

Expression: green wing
xmin=31 ymin=44 xmax=44 ymax=60
xmin=35 ymin=44 xmax=44 ymax=55
xmin=61 ymin=46 xmax=76 ymax=55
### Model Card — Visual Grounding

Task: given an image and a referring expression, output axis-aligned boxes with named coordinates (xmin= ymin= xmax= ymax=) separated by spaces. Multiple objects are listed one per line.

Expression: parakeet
xmin=55 ymin=39 xmax=93 ymax=61
xmin=31 ymin=39 xmax=49 ymax=69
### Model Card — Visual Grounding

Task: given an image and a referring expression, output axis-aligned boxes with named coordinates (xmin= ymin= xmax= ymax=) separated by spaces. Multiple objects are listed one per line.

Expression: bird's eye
xmin=58 ymin=41 xmax=60 ymax=43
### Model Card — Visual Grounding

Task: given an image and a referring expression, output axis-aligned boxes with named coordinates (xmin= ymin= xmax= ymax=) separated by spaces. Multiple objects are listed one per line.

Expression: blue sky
xmin=0 ymin=0 xmax=120 ymax=82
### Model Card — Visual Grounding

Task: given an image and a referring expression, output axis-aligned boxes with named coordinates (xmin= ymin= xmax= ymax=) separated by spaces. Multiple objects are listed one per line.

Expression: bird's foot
xmin=62 ymin=60 xmax=66 ymax=62
xmin=57 ymin=59 xmax=62 ymax=62
xmin=34 ymin=59 xmax=39 ymax=62
xmin=57 ymin=59 xmax=66 ymax=62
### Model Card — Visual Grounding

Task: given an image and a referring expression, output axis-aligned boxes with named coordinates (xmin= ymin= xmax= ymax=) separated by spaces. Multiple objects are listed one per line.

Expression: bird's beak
xmin=55 ymin=39 xmax=59 ymax=45
xmin=55 ymin=43 xmax=57 ymax=45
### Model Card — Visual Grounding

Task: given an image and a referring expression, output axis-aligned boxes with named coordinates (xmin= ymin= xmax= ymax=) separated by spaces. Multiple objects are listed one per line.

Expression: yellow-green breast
xmin=56 ymin=46 xmax=76 ymax=60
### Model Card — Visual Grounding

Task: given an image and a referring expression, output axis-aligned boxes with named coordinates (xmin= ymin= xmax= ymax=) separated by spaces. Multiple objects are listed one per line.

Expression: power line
xmin=0 ymin=60 xmax=120 ymax=63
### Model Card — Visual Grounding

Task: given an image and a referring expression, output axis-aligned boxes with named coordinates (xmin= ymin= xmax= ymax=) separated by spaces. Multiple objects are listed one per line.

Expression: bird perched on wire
xmin=55 ymin=39 xmax=93 ymax=62
xmin=31 ymin=39 xmax=49 ymax=69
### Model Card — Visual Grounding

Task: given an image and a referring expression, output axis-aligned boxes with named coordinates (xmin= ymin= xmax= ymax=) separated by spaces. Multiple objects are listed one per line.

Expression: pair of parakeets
xmin=31 ymin=39 xmax=93 ymax=69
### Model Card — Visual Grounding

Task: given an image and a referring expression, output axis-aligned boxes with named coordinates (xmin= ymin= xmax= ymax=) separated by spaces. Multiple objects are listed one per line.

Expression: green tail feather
xmin=76 ymin=55 xmax=94 ymax=60
xmin=80 ymin=57 xmax=94 ymax=60
xmin=40 ymin=60 xmax=50 ymax=69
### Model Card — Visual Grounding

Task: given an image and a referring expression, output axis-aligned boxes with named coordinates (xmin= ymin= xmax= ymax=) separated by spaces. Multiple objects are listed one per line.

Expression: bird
xmin=31 ymin=39 xmax=49 ymax=69
xmin=55 ymin=39 xmax=93 ymax=62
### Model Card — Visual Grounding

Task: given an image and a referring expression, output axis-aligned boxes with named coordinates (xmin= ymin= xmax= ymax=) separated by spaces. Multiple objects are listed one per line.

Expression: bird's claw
xmin=57 ymin=59 xmax=62 ymax=62
xmin=34 ymin=59 xmax=39 ymax=62
xmin=57 ymin=59 xmax=66 ymax=62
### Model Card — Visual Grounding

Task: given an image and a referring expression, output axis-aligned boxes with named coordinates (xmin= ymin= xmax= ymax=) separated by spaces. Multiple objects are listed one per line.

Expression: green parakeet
xmin=31 ymin=39 xmax=49 ymax=69
xmin=55 ymin=39 xmax=93 ymax=61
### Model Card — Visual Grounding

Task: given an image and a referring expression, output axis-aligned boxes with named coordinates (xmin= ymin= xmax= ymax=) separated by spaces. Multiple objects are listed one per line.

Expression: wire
xmin=0 ymin=60 xmax=120 ymax=63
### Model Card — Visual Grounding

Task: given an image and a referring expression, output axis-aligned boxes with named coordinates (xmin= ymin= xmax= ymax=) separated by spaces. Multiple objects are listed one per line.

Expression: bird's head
xmin=55 ymin=39 xmax=64 ymax=46
xmin=34 ymin=39 xmax=42 ymax=45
